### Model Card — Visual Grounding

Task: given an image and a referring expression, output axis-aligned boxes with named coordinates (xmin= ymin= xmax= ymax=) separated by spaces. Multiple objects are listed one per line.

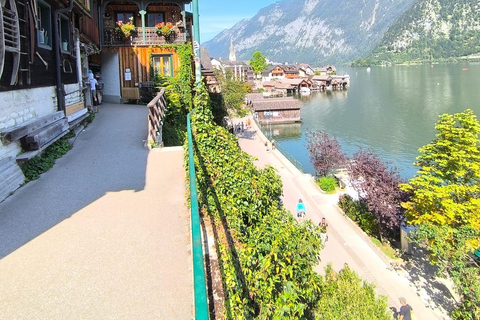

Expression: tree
xmin=307 ymin=131 xmax=346 ymax=177
xmin=215 ymin=69 xmax=251 ymax=116
xmin=249 ymin=51 xmax=268 ymax=78
xmin=349 ymin=150 xmax=406 ymax=242
xmin=316 ymin=264 xmax=392 ymax=320
xmin=401 ymin=109 xmax=480 ymax=319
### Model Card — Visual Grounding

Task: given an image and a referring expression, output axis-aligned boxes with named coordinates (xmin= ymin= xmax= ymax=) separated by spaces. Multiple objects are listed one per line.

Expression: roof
xmin=274 ymin=83 xmax=292 ymax=89
xmin=280 ymin=78 xmax=308 ymax=85
xmin=200 ymin=48 xmax=215 ymax=76
xmin=312 ymin=75 xmax=332 ymax=81
xmin=246 ymin=93 xmax=265 ymax=101
xmin=252 ymin=98 xmax=301 ymax=111
xmin=262 ymin=81 xmax=279 ymax=87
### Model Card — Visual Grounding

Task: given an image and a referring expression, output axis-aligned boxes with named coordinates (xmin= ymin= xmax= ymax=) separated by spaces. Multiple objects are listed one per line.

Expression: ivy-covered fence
xmin=187 ymin=84 xmax=393 ymax=319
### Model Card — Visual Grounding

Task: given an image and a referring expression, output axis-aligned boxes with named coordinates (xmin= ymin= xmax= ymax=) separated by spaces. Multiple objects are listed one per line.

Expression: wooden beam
xmin=1 ymin=111 xmax=65 ymax=143
xmin=25 ymin=118 xmax=69 ymax=150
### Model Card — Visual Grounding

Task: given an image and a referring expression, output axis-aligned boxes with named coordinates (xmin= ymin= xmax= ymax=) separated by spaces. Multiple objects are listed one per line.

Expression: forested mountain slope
xmin=353 ymin=0 xmax=480 ymax=66
xmin=203 ymin=0 xmax=417 ymax=66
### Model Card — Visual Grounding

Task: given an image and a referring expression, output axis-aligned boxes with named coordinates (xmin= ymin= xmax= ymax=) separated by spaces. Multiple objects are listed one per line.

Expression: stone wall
xmin=0 ymin=86 xmax=57 ymax=201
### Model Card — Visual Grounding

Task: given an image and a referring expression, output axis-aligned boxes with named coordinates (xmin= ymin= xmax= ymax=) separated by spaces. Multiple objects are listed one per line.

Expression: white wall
xmin=101 ymin=51 xmax=121 ymax=103
xmin=0 ymin=86 xmax=57 ymax=159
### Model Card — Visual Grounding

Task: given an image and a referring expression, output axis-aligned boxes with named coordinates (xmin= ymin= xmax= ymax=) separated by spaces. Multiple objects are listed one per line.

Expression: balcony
xmin=103 ymin=27 xmax=189 ymax=47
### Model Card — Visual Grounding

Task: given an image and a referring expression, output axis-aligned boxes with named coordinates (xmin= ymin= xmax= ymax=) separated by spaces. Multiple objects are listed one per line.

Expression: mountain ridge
xmin=353 ymin=0 xmax=480 ymax=65
xmin=202 ymin=0 xmax=418 ymax=66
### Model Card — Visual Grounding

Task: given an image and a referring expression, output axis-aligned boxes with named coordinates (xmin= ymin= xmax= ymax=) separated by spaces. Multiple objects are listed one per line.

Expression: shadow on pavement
xmin=400 ymin=246 xmax=457 ymax=315
xmin=0 ymin=103 xmax=149 ymax=259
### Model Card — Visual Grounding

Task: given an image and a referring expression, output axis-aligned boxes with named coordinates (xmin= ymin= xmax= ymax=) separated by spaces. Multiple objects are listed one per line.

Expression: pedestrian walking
xmin=247 ymin=118 xmax=251 ymax=128
xmin=296 ymin=199 xmax=306 ymax=218
xmin=319 ymin=217 xmax=328 ymax=246
xmin=271 ymin=139 xmax=276 ymax=150
xmin=265 ymin=141 xmax=269 ymax=151
xmin=398 ymin=297 xmax=415 ymax=320
xmin=88 ymin=71 xmax=98 ymax=113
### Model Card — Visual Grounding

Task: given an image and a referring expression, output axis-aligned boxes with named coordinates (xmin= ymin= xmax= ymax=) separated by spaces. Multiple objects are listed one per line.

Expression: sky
xmin=189 ymin=0 xmax=280 ymax=43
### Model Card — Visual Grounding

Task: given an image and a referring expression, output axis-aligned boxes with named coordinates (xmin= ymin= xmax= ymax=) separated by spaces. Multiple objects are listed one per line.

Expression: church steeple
xmin=229 ymin=37 xmax=236 ymax=62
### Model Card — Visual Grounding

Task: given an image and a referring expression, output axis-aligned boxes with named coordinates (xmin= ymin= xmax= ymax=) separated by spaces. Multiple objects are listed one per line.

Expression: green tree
xmin=249 ymin=51 xmax=268 ymax=78
xmin=316 ymin=264 xmax=392 ymax=320
xmin=216 ymin=69 xmax=251 ymax=116
xmin=401 ymin=109 xmax=480 ymax=319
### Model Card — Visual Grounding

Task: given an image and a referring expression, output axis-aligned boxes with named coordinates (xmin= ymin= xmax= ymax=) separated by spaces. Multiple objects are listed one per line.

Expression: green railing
xmin=187 ymin=110 xmax=209 ymax=319
xmin=275 ymin=142 xmax=304 ymax=172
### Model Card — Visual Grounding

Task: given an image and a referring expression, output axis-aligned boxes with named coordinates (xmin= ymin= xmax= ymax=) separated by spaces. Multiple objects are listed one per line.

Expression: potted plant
xmin=155 ymin=22 xmax=175 ymax=41
xmin=116 ymin=17 xmax=136 ymax=39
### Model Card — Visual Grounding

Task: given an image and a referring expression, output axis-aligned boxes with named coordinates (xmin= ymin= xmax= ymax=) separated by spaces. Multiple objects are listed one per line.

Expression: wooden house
xmin=200 ymin=48 xmax=219 ymax=93
xmin=99 ymin=0 xmax=194 ymax=103
xmin=251 ymin=98 xmax=301 ymax=124
xmin=0 ymin=0 xmax=100 ymax=202
xmin=280 ymin=78 xmax=312 ymax=92
xmin=312 ymin=74 xmax=349 ymax=90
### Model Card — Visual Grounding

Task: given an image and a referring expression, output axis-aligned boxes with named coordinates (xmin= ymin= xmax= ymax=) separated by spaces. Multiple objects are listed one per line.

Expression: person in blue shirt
xmin=296 ymin=199 xmax=306 ymax=218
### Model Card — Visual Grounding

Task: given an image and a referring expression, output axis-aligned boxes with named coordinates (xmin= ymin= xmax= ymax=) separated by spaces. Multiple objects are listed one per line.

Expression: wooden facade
xmin=115 ymin=46 xmax=182 ymax=99
xmin=249 ymin=97 xmax=302 ymax=124
xmin=100 ymin=0 xmax=194 ymax=101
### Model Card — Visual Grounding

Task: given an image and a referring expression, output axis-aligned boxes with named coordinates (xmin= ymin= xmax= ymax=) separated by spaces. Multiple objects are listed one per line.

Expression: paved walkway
xmin=235 ymin=115 xmax=449 ymax=320
xmin=0 ymin=103 xmax=193 ymax=319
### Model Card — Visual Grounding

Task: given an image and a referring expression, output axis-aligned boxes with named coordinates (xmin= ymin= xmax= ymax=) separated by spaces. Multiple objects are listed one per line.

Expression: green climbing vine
xmin=188 ymin=83 xmax=393 ymax=319
xmin=151 ymin=43 xmax=193 ymax=146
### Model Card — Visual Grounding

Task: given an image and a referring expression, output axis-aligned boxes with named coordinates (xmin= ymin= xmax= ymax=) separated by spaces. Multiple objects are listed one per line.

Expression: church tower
xmin=229 ymin=37 xmax=236 ymax=62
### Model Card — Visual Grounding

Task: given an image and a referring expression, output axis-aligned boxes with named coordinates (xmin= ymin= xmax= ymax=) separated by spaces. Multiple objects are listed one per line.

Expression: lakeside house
xmin=312 ymin=75 xmax=350 ymax=90
xmin=246 ymin=93 xmax=301 ymax=124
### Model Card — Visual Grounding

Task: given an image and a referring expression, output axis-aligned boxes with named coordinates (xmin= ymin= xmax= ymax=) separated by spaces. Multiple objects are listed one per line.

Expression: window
xmin=37 ymin=0 xmax=52 ymax=48
xmin=116 ymin=12 xmax=134 ymax=24
xmin=152 ymin=54 xmax=173 ymax=77
xmin=59 ymin=14 xmax=70 ymax=52
xmin=147 ymin=13 xmax=164 ymax=27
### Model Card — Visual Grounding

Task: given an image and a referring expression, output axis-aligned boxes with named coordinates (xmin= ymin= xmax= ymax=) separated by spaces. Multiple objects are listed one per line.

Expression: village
xmin=201 ymin=40 xmax=351 ymax=125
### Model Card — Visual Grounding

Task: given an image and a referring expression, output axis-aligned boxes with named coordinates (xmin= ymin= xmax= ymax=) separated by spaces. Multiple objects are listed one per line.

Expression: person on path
xmin=89 ymin=71 xmax=98 ymax=113
xmin=319 ymin=217 xmax=328 ymax=245
xmin=241 ymin=122 xmax=244 ymax=132
xmin=296 ymin=199 xmax=306 ymax=218
xmin=398 ymin=297 xmax=413 ymax=320
xmin=247 ymin=118 xmax=251 ymax=128
xmin=271 ymin=139 xmax=276 ymax=150
xmin=265 ymin=141 xmax=269 ymax=151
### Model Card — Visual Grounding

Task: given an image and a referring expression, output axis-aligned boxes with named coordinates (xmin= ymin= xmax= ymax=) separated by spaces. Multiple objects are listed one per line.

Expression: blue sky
xmin=193 ymin=0 xmax=280 ymax=43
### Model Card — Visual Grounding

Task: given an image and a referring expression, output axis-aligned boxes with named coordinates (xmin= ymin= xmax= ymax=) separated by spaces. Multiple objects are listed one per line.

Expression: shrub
xmin=316 ymin=176 xmax=337 ymax=193
xmin=21 ymin=139 xmax=72 ymax=181
xmin=338 ymin=194 xmax=379 ymax=237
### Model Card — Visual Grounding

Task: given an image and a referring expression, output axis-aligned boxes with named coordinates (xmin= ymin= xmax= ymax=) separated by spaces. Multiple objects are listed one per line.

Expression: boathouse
xmin=251 ymin=98 xmax=301 ymax=124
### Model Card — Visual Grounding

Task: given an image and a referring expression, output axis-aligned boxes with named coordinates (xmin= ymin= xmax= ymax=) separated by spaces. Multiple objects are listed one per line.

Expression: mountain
xmin=202 ymin=0 xmax=418 ymax=66
xmin=353 ymin=0 xmax=480 ymax=66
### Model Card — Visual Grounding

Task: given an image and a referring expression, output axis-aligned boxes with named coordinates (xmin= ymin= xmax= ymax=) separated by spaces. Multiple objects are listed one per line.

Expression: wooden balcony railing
xmin=103 ymin=27 xmax=188 ymax=46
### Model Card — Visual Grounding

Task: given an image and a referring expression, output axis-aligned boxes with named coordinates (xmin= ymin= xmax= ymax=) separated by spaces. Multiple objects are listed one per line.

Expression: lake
xmin=260 ymin=63 xmax=480 ymax=180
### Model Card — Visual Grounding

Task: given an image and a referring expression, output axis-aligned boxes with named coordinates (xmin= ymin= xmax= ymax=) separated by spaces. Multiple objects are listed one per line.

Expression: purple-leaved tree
xmin=349 ymin=150 xmax=408 ymax=242
xmin=307 ymin=131 xmax=347 ymax=177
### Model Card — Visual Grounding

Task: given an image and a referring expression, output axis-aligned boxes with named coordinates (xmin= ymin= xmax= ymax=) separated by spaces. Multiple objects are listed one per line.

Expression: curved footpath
xmin=236 ymin=115 xmax=449 ymax=320
xmin=0 ymin=103 xmax=193 ymax=319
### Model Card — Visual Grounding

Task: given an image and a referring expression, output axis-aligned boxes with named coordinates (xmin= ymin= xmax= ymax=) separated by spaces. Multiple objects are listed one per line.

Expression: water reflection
xmin=260 ymin=123 xmax=302 ymax=139
xmin=259 ymin=63 xmax=480 ymax=179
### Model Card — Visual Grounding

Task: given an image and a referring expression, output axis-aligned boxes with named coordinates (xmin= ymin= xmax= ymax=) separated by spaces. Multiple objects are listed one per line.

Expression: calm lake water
xmin=260 ymin=63 xmax=480 ymax=180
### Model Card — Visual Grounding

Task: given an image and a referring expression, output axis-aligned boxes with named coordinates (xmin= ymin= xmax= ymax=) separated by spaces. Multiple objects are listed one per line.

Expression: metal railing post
xmin=187 ymin=110 xmax=209 ymax=319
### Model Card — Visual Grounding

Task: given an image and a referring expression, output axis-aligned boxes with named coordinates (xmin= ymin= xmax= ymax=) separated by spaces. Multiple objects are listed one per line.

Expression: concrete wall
xmin=101 ymin=52 xmax=121 ymax=103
